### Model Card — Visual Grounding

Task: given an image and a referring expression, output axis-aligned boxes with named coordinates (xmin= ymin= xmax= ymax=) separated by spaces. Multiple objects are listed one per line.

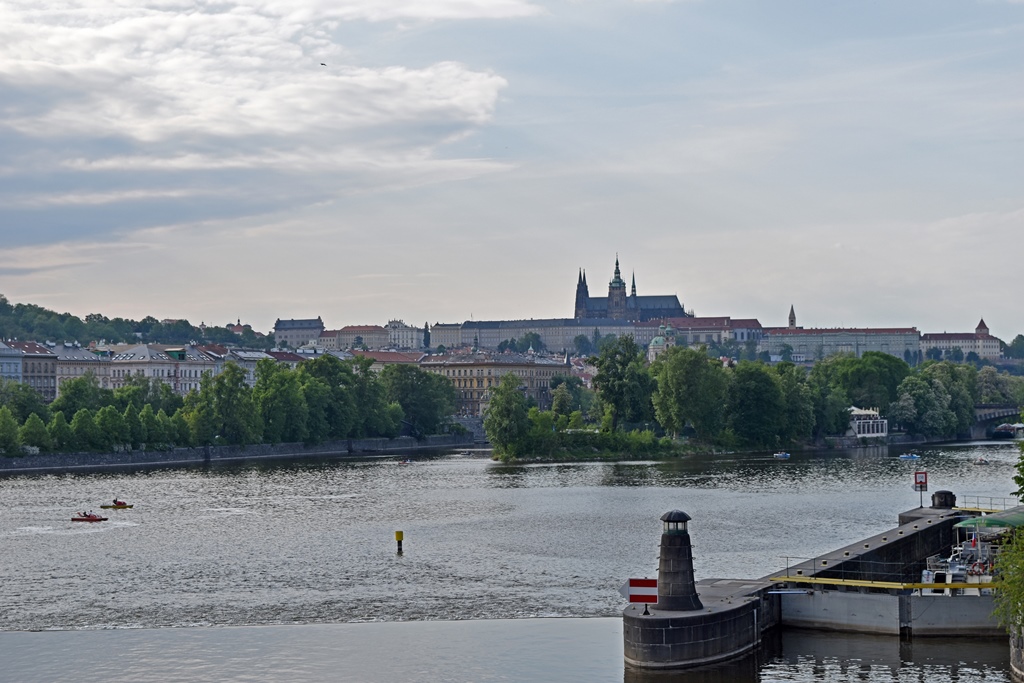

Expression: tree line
xmin=0 ymin=294 xmax=271 ymax=348
xmin=484 ymin=336 xmax=1024 ymax=458
xmin=0 ymin=356 xmax=456 ymax=456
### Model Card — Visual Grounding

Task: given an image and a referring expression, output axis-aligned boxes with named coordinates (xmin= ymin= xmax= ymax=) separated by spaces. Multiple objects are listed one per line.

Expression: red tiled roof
xmin=5 ymin=341 xmax=55 ymax=355
xmin=729 ymin=319 xmax=763 ymax=329
xmin=921 ymin=333 xmax=997 ymax=342
xmin=770 ymin=327 xmax=919 ymax=336
xmin=353 ymin=350 xmax=425 ymax=364
xmin=341 ymin=325 xmax=387 ymax=333
xmin=266 ymin=351 xmax=306 ymax=362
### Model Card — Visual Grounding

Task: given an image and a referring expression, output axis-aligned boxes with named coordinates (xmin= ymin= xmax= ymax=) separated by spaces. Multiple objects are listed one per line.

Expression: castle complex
xmin=573 ymin=258 xmax=687 ymax=321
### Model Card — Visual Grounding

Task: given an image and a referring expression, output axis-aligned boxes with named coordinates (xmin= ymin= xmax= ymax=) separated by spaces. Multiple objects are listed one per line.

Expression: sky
xmin=1 ymin=0 xmax=1022 ymax=341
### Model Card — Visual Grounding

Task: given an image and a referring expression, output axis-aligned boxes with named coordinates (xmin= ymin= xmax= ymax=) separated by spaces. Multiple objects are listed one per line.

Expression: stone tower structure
xmin=608 ymin=257 xmax=628 ymax=320
xmin=574 ymin=269 xmax=590 ymax=319
xmin=788 ymin=305 xmax=796 ymax=329
xmin=655 ymin=510 xmax=703 ymax=611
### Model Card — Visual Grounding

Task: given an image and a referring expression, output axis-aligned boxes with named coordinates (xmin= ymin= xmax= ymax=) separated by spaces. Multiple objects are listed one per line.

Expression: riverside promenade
xmin=0 ymin=433 xmax=475 ymax=475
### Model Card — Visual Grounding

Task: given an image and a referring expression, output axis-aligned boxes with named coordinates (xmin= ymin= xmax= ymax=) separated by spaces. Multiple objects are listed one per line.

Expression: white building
xmin=386 ymin=320 xmax=424 ymax=350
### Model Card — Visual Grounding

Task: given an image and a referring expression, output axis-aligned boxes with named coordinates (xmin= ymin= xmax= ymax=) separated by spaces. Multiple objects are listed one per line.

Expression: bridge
xmin=971 ymin=404 xmax=1022 ymax=439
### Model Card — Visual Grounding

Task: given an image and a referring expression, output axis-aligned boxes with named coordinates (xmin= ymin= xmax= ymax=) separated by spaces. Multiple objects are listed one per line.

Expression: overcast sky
xmin=1 ymin=0 xmax=1022 ymax=340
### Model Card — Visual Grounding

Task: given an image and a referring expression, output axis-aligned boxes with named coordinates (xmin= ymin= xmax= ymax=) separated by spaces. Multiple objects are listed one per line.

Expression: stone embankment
xmin=0 ymin=433 xmax=475 ymax=476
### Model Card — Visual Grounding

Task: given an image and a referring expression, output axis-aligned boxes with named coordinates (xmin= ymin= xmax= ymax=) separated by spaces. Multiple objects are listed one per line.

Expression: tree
xmin=51 ymin=373 xmax=113 ymax=416
xmin=890 ymin=374 xmax=956 ymax=437
xmin=253 ymin=359 xmax=308 ymax=443
xmin=775 ymin=363 xmax=815 ymax=444
xmin=0 ymin=379 xmax=50 ymax=424
xmin=549 ymin=375 xmax=594 ymax=415
xmin=519 ymin=332 xmax=545 ymax=353
xmin=423 ymin=322 xmax=431 ymax=350
xmin=123 ymin=403 xmax=144 ymax=448
xmin=380 ymin=364 xmax=456 ymax=437
xmin=349 ymin=356 xmax=400 ymax=438
xmin=591 ymin=336 xmax=655 ymax=431
xmin=209 ymin=362 xmax=262 ymax=445
xmin=726 ymin=362 xmax=784 ymax=448
xmin=0 ymin=406 xmax=21 ymax=455
xmin=300 ymin=377 xmax=332 ymax=444
xmin=95 ymin=405 xmax=128 ymax=449
xmin=551 ymin=383 xmax=573 ymax=417
xmin=48 ymin=411 xmax=74 ymax=451
xmin=651 ymin=346 xmax=728 ymax=440
xmin=19 ymin=413 xmax=51 ymax=451
xmin=572 ymin=334 xmax=593 ymax=357
xmin=70 ymin=408 xmax=100 ymax=450
xmin=483 ymin=374 xmax=530 ymax=459
xmin=298 ymin=355 xmax=356 ymax=439
xmin=140 ymin=404 xmax=164 ymax=444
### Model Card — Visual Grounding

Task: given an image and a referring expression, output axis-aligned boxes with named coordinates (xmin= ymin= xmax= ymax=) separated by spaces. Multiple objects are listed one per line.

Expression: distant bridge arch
xmin=971 ymin=404 xmax=1022 ymax=439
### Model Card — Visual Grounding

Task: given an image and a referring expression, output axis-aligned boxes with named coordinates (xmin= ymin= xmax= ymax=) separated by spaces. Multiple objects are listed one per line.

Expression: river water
xmin=0 ymin=442 xmax=1019 ymax=681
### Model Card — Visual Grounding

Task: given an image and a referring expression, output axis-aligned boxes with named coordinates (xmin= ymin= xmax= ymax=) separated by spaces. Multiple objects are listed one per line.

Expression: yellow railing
xmin=769 ymin=576 xmax=995 ymax=590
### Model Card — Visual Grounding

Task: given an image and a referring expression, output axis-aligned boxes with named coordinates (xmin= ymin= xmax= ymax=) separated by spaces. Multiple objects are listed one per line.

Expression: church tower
xmin=574 ymin=269 xmax=590 ymax=319
xmin=788 ymin=305 xmax=797 ymax=329
xmin=608 ymin=257 xmax=628 ymax=320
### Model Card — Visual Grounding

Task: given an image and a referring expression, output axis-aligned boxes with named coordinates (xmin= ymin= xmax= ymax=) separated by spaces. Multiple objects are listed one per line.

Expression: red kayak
xmin=71 ymin=514 xmax=108 ymax=522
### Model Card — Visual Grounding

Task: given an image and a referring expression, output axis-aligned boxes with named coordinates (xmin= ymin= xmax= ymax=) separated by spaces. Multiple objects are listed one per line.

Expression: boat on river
xmin=100 ymin=502 xmax=133 ymax=509
xmin=899 ymin=453 xmax=921 ymax=460
xmin=773 ymin=452 xmax=791 ymax=460
xmin=71 ymin=513 xmax=107 ymax=522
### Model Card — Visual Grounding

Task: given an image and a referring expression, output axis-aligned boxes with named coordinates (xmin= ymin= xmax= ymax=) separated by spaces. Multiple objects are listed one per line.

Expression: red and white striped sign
xmin=620 ymin=578 xmax=658 ymax=603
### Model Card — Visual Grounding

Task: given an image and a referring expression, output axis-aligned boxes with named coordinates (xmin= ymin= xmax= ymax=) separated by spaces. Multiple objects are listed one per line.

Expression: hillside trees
xmin=651 ymin=346 xmax=728 ymax=439
xmin=379 ymin=364 xmax=454 ymax=438
xmin=591 ymin=336 xmax=655 ymax=431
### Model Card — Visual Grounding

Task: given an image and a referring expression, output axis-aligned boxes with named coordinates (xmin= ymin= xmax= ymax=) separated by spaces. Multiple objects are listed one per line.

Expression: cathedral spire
xmin=788 ymin=305 xmax=796 ymax=329
xmin=631 ymin=272 xmax=636 ymax=297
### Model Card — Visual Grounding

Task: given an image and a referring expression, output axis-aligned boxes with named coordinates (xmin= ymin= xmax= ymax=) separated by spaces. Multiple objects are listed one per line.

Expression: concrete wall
xmin=623 ymin=601 xmax=760 ymax=669
xmin=782 ymin=591 xmax=900 ymax=634
xmin=781 ymin=591 xmax=1003 ymax=637
xmin=1011 ymin=630 xmax=1024 ymax=682
xmin=0 ymin=433 xmax=474 ymax=475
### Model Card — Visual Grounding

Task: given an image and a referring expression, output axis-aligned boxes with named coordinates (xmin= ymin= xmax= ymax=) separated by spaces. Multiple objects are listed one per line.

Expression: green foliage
xmin=775 ymin=363 xmax=815 ymax=444
xmin=70 ymin=408 xmax=100 ymax=450
xmin=139 ymin=404 xmax=163 ymax=444
xmin=0 ymin=294 xmax=275 ymax=348
xmin=483 ymin=374 xmax=530 ymax=459
xmin=48 ymin=412 xmax=73 ymax=451
xmin=591 ymin=335 xmax=655 ymax=431
xmin=51 ymin=374 xmax=113 ymax=416
xmin=253 ymin=359 xmax=308 ymax=444
xmin=549 ymin=375 xmax=594 ymax=415
xmin=380 ymin=364 xmax=455 ymax=438
xmin=727 ymin=361 xmax=784 ymax=448
xmin=95 ymin=405 xmax=128 ymax=449
xmin=423 ymin=323 xmax=430 ymax=349
xmin=298 ymin=355 xmax=357 ymax=439
xmin=994 ymin=530 xmax=1024 ymax=630
xmin=651 ymin=346 xmax=728 ymax=440
xmin=123 ymin=403 xmax=144 ymax=448
xmin=0 ymin=379 xmax=50 ymax=424
xmin=349 ymin=356 xmax=400 ymax=438
xmin=208 ymin=362 xmax=263 ymax=445
xmin=0 ymin=406 xmax=21 ymax=455
xmin=572 ymin=334 xmax=594 ymax=356
xmin=300 ymin=377 xmax=332 ymax=444
xmin=19 ymin=413 xmax=51 ymax=451
xmin=551 ymin=383 xmax=573 ymax=417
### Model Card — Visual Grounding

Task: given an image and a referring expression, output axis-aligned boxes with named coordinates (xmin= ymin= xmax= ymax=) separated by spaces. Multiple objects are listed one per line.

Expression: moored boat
xmin=773 ymin=452 xmax=791 ymax=460
xmin=899 ymin=453 xmax=921 ymax=460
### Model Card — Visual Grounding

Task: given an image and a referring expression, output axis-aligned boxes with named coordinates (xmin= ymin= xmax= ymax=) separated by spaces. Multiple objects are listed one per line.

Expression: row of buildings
xmin=272 ymin=260 xmax=1004 ymax=364
xmin=0 ymin=336 xmax=574 ymax=418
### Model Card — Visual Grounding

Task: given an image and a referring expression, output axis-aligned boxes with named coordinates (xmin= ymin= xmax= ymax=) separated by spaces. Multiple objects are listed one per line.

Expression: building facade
xmin=337 ymin=325 xmax=390 ymax=350
xmin=920 ymin=319 xmax=1002 ymax=360
xmin=759 ymin=327 xmax=921 ymax=362
xmin=0 ymin=341 xmax=23 ymax=384
xmin=54 ymin=343 xmax=111 ymax=397
xmin=573 ymin=258 xmax=688 ymax=322
xmin=385 ymin=320 xmax=424 ymax=350
xmin=273 ymin=317 xmax=325 ymax=348
xmin=420 ymin=352 xmax=570 ymax=417
xmin=6 ymin=341 xmax=58 ymax=401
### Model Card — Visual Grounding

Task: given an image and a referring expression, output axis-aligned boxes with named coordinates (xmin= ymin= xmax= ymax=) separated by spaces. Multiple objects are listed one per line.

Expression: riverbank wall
xmin=0 ymin=433 xmax=475 ymax=476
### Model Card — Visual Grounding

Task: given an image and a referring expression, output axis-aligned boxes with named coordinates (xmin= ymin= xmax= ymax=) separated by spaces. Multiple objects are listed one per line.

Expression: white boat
xmin=899 ymin=453 xmax=920 ymax=460
xmin=773 ymin=452 xmax=791 ymax=460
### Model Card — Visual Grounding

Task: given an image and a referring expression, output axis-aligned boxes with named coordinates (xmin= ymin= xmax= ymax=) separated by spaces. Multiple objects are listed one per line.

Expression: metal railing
xmin=956 ymin=496 xmax=1018 ymax=512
